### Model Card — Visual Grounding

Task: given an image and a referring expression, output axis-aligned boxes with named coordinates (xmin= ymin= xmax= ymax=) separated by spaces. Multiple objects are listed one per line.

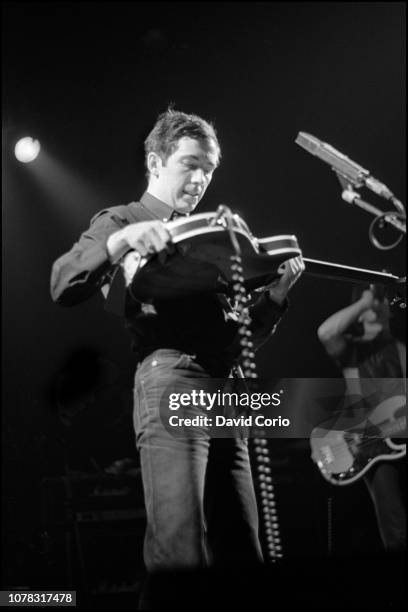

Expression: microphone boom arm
xmin=336 ymin=173 xmax=406 ymax=249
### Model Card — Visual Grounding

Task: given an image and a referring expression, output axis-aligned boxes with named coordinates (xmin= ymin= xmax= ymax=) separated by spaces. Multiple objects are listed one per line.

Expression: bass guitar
xmin=310 ymin=393 xmax=406 ymax=485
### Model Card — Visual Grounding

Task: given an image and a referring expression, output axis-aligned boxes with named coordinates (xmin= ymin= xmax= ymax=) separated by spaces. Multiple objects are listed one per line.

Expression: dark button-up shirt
xmin=51 ymin=192 xmax=288 ymax=372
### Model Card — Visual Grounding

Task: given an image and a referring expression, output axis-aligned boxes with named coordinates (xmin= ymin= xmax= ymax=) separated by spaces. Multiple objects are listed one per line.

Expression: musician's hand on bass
xmin=107 ymin=220 xmax=173 ymax=261
xmin=266 ymin=256 xmax=305 ymax=305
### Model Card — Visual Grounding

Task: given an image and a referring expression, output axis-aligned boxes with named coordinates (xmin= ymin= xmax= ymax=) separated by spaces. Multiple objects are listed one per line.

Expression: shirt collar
xmin=140 ymin=191 xmax=181 ymax=222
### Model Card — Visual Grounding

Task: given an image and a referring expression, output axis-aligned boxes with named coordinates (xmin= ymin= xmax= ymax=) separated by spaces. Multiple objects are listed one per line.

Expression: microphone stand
xmin=334 ymin=174 xmax=406 ymax=308
xmin=336 ymin=173 xmax=406 ymax=236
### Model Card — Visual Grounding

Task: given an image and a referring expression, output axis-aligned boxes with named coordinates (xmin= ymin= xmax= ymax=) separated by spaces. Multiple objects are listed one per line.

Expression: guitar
xmin=123 ymin=210 xmax=402 ymax=301
xmin=310 ymin=394 xmax=406 ymax=485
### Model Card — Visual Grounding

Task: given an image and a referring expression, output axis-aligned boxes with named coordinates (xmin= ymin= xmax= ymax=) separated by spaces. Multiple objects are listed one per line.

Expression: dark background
xmin=2 ymin=0 xmax=406 ymax=598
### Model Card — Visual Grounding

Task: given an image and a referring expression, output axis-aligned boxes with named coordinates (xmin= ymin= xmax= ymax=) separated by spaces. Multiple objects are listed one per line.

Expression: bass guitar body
xmin=310 ymin=394 xmax=406 ymax=485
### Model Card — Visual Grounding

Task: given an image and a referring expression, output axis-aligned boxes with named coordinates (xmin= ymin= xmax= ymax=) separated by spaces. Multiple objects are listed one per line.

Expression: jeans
xmin=133 ymin=349 xmax=263 ymax=572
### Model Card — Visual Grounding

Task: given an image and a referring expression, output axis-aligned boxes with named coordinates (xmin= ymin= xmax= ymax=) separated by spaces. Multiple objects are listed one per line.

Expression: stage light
xmin=14 ymin=137 xmax=41 ymax=163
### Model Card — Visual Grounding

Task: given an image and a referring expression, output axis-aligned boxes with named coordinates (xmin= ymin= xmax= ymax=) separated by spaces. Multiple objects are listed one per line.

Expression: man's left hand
xmin=266 ymin=256 xmax=305 ymax=305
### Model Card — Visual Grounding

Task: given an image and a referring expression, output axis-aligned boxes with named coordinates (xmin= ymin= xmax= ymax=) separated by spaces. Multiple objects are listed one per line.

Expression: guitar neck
xmin=303 ymin=258 xmax=401 ymax=286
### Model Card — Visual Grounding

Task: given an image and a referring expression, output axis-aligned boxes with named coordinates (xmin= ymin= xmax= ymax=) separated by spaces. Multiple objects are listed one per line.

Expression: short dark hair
xmin=144 ymin=108 xmax=221 ymax=175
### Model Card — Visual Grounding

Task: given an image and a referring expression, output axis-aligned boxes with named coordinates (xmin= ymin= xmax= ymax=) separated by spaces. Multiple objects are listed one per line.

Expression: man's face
xmin=151 ymin=136 xmax=219 ymax=214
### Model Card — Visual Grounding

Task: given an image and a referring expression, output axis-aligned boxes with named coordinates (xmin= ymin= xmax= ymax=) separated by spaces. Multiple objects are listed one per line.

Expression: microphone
xmin=295 ymin=132 xmax=396 ymax=202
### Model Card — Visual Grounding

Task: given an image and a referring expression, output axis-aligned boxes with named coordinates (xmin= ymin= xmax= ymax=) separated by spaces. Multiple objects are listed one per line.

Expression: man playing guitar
xmin=317 ymin=285 xmax=406 ymax=552
xmin=50 ymin=108 xmax=304 ymax=604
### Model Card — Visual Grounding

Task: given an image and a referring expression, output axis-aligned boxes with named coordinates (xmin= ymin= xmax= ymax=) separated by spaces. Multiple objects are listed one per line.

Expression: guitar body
xmin=121 ymin=208 xmax=401 ymax=302
xmin=310 ymin=395 xmax=406 ymax=485
xmin=129 ymin=212 xmax=301 ymax=301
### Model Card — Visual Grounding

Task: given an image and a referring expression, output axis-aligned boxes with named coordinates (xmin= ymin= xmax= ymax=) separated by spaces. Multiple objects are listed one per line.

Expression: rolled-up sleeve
xmin=50 ymin=209 xmax=127 ymax=306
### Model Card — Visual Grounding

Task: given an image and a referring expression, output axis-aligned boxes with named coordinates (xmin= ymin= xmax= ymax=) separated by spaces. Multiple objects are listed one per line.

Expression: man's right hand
xmin=107 ymin=220 xmax=172 ymax=260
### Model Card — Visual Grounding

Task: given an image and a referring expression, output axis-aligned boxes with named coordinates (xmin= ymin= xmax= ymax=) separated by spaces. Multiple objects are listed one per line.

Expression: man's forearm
xmin=106 ymin=227 xmax=132 ymax=263
xmin=318 ymin=299 xmax=369 ymax=341
xmin=50 ymin=213 xmax=124 ymax=306
xmin=50 ymin=241 xmax=113 ymax=305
